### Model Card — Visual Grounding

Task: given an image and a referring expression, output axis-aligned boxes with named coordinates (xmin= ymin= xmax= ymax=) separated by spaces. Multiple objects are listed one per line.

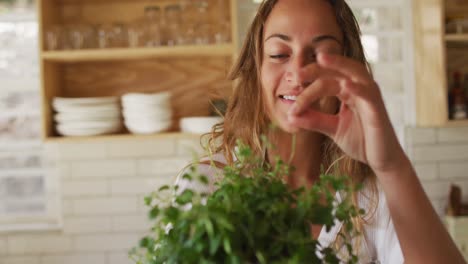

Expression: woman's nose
xmin=285 ymin=58 xmax=314 ymax=88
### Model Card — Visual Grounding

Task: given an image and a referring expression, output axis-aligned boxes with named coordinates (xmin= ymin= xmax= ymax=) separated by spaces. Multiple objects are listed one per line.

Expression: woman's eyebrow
xmin=312 ymin=35 xmax=342 ymax=46
xmin=265 ymin=33 xmax=342 ymax=46
xmin=265 ymin=33 xmax=290 ymax=42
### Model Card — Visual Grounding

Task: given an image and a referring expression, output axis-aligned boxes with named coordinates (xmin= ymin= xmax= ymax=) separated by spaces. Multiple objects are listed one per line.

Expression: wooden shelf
xmin=41 ymin=44 xmax=235 ymax=62
xmin=445 ymin=1 xmax=468 ymax=20
xmin=38 ymin=0 xmax=238 ymax=140
xmin=446 ymin=119 xmax=468 ymax=127
xmin=445 ymin=34 xmax=468 ymax=42
xmin=44 ymin=131 xmax=203 ymax=143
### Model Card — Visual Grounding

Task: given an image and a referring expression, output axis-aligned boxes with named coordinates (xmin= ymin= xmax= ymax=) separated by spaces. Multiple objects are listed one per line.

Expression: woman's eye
xmin=269 ymin=54 xmax=288 ymax=59
xmin=308 ymin=52 xmax=317 ymax=61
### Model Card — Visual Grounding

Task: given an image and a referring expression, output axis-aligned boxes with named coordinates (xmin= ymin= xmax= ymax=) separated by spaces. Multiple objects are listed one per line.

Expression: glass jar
xmin=127 ymin=20 xmax=146 ymax=48
xmin=194 ymin=0 xmax=212 ymax=45
xmin=45 ymin=25 xmax=65 ymax=50
xmin=143 ymin=6 xmax=163 ymax=47
xmin=111 ymin=22 xmax=128 ymax=48
xmin=96 ymin=23 xmax=114 ymax=48
xmin=213 ymin=0 xmax=231 ymax=44
xmin=164 ymin=4 xmax=183 ymax=46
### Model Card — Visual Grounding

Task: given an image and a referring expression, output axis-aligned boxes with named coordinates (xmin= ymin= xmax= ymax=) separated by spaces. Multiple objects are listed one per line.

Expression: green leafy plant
xmin=130 ymin=140 xmax=364 ymax=264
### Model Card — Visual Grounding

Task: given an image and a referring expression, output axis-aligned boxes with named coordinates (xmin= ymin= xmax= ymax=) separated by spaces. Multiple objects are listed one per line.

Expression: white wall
xmin=406 ymin=126 xmax=468 ymax=215
xmin=0 ymin=137 xmax=203 ymax=264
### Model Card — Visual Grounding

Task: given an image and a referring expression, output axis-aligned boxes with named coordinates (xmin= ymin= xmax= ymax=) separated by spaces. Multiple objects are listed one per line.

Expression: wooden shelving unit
xmin=41 ymin=44 xmax=235 ymax=62
xmin=43 ymin=131 xmax=202 ymax=143
xmin=447 ymin=119 xmax=468 ymax=127
xmin=445 ymin=34 xmax=468 ymax=42
xmin=413 ymin=0 xmax=468 ymax=127
xmin=37 ymin=0 xmax=239 ymax=142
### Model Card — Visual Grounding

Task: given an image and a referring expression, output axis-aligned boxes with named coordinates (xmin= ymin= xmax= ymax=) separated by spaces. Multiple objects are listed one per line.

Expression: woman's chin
xmin=278 ymin=121 xmax=300 ymax=134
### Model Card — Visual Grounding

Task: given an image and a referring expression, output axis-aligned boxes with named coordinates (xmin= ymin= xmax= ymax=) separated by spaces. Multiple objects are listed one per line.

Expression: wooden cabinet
xmin=37 ymin=0 xmax=238 ymax=142
xmin=413 ymin=0 xmax=468 ymax=127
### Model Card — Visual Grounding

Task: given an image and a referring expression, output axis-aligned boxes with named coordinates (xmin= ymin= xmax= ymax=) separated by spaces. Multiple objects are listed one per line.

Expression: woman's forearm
xmin=376 ymin=155 xmax=466 ymax=264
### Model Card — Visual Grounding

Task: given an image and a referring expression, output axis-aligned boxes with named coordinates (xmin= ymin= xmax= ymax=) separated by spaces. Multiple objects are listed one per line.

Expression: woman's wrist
xmin=372 ymin=149 xmax=413 ymax=179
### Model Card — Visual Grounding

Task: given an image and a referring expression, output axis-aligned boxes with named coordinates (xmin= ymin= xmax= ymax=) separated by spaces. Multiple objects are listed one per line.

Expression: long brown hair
xmin=205 ymin=0 xmax=378 ymax=256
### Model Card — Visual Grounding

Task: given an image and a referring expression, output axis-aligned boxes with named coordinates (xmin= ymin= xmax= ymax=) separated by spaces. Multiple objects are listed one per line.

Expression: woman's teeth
xmin=282 ymin=95 xmax=297 ymax=101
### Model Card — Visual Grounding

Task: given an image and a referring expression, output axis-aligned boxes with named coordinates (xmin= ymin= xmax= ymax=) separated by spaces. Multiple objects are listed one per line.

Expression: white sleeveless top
xmin=175 ymin=153 xmax=404 ymax=264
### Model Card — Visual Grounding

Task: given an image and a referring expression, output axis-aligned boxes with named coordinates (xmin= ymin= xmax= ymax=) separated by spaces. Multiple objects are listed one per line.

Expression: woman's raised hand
xmin=287 ymin=53 xmax=406 ymax=175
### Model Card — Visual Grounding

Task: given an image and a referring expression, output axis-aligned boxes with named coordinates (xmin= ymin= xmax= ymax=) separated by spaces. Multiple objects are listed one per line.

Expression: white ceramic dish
xmin=124 ymin=119 xmax=172 ymax=134
xmin=54 ymin=111 xmax=121 ymax=123
xmin=123 ymin=116 xmax=172 ymax=127
xmin=121 ymin=92 xmax=171 ymax=106
xmin=53 ymin=103 xmax=120 ymax=114
xmin=56 ymin=120 xmax=122 ymax=130
xmin=56 ymin=124 xmax=121 ymax=136
xmin=179 ymin=116 xmax=223 ymax=134
xmin=53 ymin=96 xmax=119 ymax=108
xmin=122 ymin=100 xmax=171 ymax=108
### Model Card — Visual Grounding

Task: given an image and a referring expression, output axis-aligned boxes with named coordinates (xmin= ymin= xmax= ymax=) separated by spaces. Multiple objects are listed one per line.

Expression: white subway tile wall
xmin=0 ymin=0 xmax=466 ymax=263
xmin=407 ymin=126 xmax=468 ymax=210
xmin=0 ymin=237 xmax=6 ymax=255
xmin=40 ymin=254 xmax=106 ymax=264
xmin=0 ymin=2 xmax=58 ymax=231
xmin=0 ymin=137 xmax=201 ymax=262
xmin=2 ymin=256 xmax=41 ymax=264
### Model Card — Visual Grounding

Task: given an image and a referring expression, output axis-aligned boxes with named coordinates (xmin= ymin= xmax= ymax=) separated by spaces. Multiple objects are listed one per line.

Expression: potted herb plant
xmin=130 ymin=141 xmax=364 ymax=264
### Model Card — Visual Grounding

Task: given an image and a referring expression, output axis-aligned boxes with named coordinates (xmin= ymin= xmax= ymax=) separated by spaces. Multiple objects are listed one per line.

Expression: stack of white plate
xmin=121 ymin=92 xmax=172 ymax=134
xmin=52 ymin=96 xmax=122 ymax=136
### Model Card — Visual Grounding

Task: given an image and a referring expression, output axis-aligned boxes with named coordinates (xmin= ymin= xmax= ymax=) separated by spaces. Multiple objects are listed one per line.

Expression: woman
xmin=177 ymin=0 xmax=465 ymax=263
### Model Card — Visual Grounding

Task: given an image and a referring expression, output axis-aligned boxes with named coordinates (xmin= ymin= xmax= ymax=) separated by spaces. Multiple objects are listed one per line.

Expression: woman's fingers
xmin=290 ymin=77 xmax=342 ymax=116
xmin=294 ymin=63 xmax=347 ymax=85
xmin=288 ymin=108 xmax=339 ymax=138
xmin=317 ymin=53 xmax=371 ymax=85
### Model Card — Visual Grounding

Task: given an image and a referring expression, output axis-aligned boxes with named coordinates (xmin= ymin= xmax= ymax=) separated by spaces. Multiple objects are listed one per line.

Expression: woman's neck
xmin=267 ymin=130 xmax=324 ymax=189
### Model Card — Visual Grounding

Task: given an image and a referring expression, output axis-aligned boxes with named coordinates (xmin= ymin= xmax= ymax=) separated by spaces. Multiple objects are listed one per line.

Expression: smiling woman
xmin=176 ymin=0 xmax=467 ymax=263
xmin=260 ymin=0 xmax=344 ymax=134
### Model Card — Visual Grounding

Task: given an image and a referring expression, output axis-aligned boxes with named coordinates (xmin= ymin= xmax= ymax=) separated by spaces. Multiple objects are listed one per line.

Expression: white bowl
xmin=121 ymin=92 xmax=171 ymax=106
xmin=123 ymin=116 xmax=172 ymax=126
xmin=122 ymin=107 xmax=172 ymax=120
xmin=122 ymin=99 xmax=170 ymax=109
xmin=124 ymin=119 xmax=172 ymax=134
xmin=179 ymin=116 xmax=223 ymax=134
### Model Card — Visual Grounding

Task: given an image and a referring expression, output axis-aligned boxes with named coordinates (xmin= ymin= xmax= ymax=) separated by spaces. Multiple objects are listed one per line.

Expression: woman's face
xmin=260 ymin=0 xmax=344 ymax=133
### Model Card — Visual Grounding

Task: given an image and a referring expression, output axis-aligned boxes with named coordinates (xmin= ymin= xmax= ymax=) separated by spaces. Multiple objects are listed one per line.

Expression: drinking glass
xmin=194 ymin=0 xmax=212 ymax=45
xmin=213 ymin=0 xmax=231 ymax=44
xmin=127 ymin=20 xmax=146 ymax=47
xmin=112 ymin=22 xmax=128 ymax=48
xmin=96 ymin=23 xmax=114 ymax=48
xmin=143 ymin=6 xmax=163 ymax=47
xmin=45 ymin=25 xmax=65 ymax=50
xmin=164 ymin=4 xmax=183 ymax=46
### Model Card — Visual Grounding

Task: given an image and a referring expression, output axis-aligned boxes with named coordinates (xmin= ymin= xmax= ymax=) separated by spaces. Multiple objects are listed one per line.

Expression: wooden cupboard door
xmin=413 ymin=0 xmax=448 ymax=126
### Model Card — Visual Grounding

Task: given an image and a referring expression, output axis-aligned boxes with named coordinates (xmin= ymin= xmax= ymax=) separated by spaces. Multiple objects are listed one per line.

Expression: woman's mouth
xmin=279 ymin=95 xmax=297 ymax=104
